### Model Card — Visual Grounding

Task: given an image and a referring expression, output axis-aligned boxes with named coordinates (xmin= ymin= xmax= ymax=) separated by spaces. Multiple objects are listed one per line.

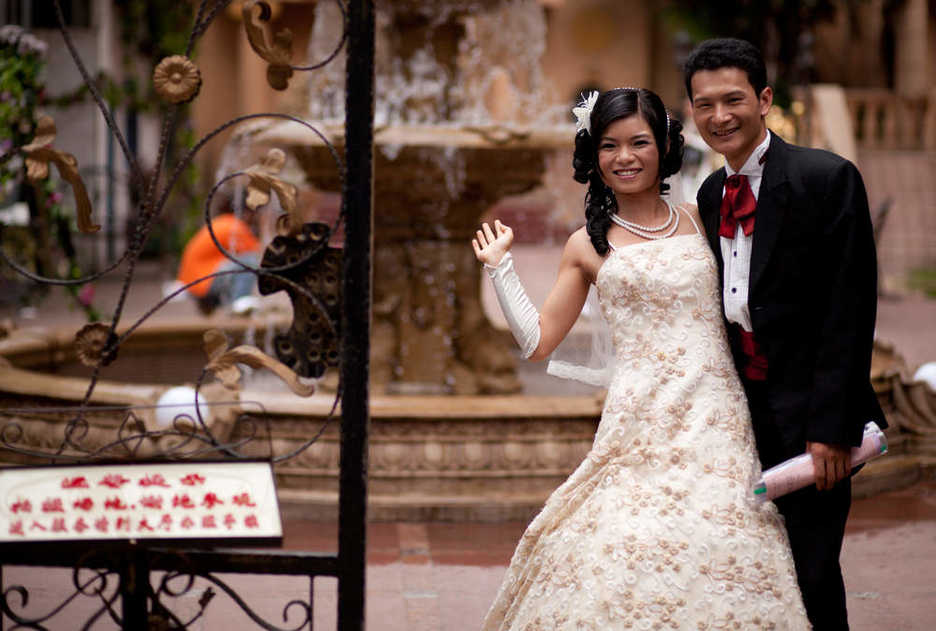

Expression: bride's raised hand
xmin=472 ymin=219 xmax=514 ymax=267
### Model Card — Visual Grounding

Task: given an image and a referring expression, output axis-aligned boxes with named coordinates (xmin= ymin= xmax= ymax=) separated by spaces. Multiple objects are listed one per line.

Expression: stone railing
xmin=844 ymin=88 xmax=936 ymax=151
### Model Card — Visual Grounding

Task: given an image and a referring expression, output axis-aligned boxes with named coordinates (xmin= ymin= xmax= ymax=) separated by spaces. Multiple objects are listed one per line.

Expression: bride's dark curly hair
xmin=572 ymin=88 xmax=684 ymax=255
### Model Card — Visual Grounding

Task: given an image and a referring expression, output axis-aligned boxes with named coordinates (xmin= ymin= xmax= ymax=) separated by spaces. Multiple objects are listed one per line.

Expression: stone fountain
xmin=0 ymin=0 xmax=602 ymax=522
xmin=232 ymin=0 xmax=570 ymax=395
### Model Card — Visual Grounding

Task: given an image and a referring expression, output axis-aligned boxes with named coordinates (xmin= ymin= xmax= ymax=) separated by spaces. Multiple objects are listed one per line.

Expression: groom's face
xmin=689 ymin=67 xmax=772 ymax=170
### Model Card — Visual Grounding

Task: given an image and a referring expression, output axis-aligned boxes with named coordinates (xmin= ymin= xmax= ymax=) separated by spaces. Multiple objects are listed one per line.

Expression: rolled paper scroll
xmin=753 ymin=421 xmax=887 ymax=503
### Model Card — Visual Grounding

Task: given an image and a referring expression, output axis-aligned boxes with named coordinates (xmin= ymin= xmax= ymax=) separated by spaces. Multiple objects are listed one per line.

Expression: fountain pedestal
xmin=225 ymin=0 xmax=570 ymax=393
xmin=251 ymin=122 xmax=568 ymax=394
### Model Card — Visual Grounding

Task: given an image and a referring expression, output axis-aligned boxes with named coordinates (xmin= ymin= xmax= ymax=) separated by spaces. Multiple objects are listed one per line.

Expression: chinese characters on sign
xmin=1 ymin=462 xmax=280 ymax=543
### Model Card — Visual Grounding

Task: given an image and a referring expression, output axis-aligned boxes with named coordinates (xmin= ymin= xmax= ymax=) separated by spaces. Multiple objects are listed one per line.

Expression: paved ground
xmin=1 ymin=256 xmax=936 ymax=629
xmin=281 ymin=482 xmax=936 ymax=631
xmin=4 ymin=482 xmax=935 ymax=629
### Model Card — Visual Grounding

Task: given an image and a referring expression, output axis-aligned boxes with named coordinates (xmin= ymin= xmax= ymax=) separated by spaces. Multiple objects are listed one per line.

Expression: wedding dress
xmin=482 ymin=220 xmax=811 ymax=630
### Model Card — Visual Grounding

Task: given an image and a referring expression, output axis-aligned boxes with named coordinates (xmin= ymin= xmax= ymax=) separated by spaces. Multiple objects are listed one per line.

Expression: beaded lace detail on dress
xmin=482 ymin=233 xmax=811 ymax=631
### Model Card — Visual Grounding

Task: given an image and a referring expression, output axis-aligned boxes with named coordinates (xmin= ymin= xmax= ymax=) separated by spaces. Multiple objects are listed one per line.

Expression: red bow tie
xmin=719 ymin=174 xmax=756 ymax=238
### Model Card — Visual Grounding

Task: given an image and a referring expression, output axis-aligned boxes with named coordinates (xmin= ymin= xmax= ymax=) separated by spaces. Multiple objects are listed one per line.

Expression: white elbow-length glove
xmin=485 ymin=252 xmax=541 ymax=359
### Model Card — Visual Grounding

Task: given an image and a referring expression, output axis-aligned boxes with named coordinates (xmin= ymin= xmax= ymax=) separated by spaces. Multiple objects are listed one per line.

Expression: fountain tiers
xmin=248 ymin=121 xmax=571 ymax=395
xmin=232 ymin=0 xmax=571 ymax=394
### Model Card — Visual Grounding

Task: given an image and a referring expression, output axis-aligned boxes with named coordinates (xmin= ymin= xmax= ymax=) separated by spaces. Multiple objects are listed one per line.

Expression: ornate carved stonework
xmin=234 ymin=394 xmax=603 ymax=521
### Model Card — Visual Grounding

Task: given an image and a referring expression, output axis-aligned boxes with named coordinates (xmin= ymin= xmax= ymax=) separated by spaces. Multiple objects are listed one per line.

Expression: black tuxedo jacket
xmin=697 ymin=133 xmax=886 ymax=455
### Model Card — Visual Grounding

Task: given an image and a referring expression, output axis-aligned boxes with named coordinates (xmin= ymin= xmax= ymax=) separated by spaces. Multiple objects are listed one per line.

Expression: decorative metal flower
xmin=75 ymin=322 xmax=116 ymax=367
xmin=242 ymin=0 xmax=294 ymax=91
xmin=245 ymin=148 xmax=299 ymax=233
xmin=22 ymin=115 xmax=99 ymax=233
xmin=202 ymin=329 xmax=315 ymax=396
xmin=152 ymin=55 xmax=202 ymax=104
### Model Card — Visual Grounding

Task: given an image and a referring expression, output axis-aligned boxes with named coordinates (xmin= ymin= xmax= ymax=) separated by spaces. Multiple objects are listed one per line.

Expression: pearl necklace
xmin=609 ymin=200 xmax=679 ymax=240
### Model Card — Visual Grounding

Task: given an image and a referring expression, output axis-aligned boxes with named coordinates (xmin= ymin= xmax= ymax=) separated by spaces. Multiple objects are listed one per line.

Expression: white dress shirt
xmin=720 ymin=131 xmax=772 ymax=332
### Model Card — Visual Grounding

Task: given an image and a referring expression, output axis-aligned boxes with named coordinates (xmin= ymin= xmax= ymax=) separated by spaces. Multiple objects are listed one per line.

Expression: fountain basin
xmin=0 ymin=320 xmax=600 ymax=521
xmin=2 ymin=324 xmax=932 ymax=520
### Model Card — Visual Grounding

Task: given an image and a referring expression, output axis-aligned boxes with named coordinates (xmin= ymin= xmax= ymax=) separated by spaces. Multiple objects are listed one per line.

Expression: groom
xmin=684 ymin=38 xmax=886 ymax=630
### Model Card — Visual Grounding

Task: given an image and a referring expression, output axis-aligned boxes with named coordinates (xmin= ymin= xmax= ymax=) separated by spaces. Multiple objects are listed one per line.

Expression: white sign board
xmin=0 ymin=461 xmax=282 ymax=545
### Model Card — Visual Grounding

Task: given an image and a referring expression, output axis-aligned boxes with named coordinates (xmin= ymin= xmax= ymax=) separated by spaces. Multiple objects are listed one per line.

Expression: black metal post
xmin=121 ymin=548 xmax=148 ymax=630
xmin=309 ymin=576 xmax=316 ymax=628
xmin=338 ymin=1 xmax=374 ymax=630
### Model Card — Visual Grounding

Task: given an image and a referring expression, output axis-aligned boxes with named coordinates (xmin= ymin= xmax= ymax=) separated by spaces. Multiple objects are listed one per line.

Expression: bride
xmin=472 ymin=88 xmax=810 ymax=630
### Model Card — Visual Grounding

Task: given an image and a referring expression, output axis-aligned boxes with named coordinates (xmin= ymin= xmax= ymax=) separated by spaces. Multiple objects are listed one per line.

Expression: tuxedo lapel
xmin=701 ymin=168 xmax=726 ymax=270
xmin=749 ymin=135 xmax=791 ymax=293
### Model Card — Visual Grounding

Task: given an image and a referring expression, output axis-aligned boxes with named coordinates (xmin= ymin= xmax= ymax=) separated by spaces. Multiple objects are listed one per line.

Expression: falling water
xmin=306 ymin=0 xmax=563 ymax=127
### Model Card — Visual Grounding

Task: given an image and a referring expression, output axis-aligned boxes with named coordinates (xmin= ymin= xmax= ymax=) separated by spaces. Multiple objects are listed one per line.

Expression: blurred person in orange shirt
xmin=177 ymin=210 xmax=261 ymax=315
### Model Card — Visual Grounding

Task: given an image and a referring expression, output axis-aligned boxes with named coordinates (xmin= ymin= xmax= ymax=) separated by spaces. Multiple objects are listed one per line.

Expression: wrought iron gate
xmin=0 ymin=0 xmax=374 ymax=628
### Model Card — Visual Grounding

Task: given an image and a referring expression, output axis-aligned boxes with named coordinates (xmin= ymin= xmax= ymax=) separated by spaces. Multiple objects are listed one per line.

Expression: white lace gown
xmin=482 ymin=232 xmax=811 ymax=630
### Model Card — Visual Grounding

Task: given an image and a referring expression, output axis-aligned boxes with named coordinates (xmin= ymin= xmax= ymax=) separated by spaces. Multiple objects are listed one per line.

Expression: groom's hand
xmin=807 ymin=441 xmax=852 ymax=491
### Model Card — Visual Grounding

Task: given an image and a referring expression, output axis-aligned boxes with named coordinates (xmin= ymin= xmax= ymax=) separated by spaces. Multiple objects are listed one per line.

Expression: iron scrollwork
xmin=0 ymin=0 xmax=366 ymax=629
xmin=259 ymin=221 xmax=342 ymax=380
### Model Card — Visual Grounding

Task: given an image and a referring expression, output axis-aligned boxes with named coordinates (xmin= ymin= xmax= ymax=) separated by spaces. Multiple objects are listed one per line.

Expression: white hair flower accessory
xmin=572 ymin=90 xmax=599 ymax=135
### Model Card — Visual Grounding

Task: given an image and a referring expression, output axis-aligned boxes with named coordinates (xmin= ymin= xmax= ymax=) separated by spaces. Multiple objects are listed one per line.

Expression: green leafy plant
xmin=908 ymin=266 xmax=936 ymax=299
xmin=0 ymin=25 xmax=46 ymax=199
xmin=0 ymin=25 xmax=100 ymax=319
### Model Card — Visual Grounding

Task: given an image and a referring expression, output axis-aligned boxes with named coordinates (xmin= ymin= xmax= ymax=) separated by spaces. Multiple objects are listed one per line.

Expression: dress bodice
xmin=597 ymin=232 xmax=728 ymax=366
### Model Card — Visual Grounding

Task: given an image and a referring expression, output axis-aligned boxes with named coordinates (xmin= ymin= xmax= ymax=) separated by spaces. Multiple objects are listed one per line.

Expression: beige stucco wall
xmin=190 ymin=3 xmax=315 ymax=171
xmin=191 ymin=17 xmax=240 ymax=170
xmin=542 ymin=0 xmax=651 ymax=104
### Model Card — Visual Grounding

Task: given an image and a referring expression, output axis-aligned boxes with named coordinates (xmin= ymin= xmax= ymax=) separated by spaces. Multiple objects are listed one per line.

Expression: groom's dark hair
xmin=683 ymin=38 xmax=768 ymax=100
